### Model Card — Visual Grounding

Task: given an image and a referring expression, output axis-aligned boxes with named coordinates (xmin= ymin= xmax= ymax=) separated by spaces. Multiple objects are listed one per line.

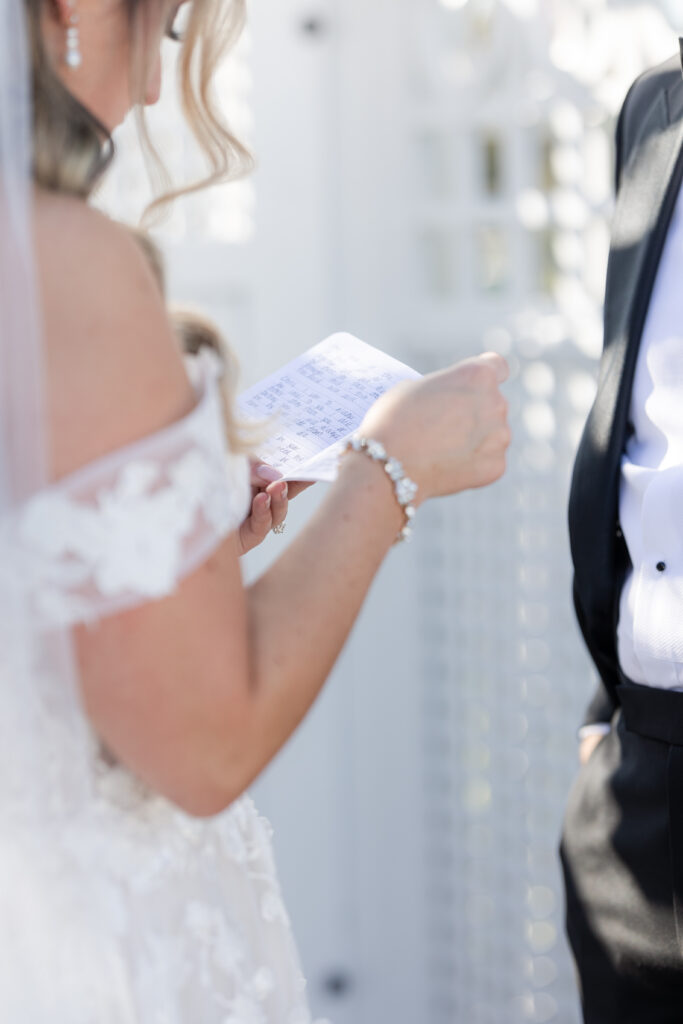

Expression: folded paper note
xmin=238 ymin=333 xmax=422 ymax=482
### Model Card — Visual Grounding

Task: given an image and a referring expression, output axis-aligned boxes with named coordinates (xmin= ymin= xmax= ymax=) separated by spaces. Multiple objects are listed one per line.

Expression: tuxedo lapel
xmin=571 ymin=73 xmax=683 ymax=617
xmin=593 ymin=86 xmax=683 ymax=461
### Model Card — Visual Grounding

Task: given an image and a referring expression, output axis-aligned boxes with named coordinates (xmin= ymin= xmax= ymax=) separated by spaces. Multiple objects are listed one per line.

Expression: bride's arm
xmin=38 ymin=197 xmax=509 ymax=817
xmin=77 ymin=457 xmax=403 ymax=817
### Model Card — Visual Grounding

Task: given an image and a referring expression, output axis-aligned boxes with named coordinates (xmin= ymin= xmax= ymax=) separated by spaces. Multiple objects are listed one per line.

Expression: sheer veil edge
xmin=0 ymin=6 xmax=137 ymax=1020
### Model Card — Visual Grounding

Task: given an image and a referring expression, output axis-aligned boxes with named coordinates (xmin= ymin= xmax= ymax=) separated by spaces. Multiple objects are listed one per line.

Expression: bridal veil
xmin=0 ymin=4 xmax=137 ymax=1018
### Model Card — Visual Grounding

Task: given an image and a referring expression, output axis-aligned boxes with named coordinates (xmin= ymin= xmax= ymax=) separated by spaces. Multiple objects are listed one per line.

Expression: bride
xmin=0 ymin=0 xmax=510 ymax=1020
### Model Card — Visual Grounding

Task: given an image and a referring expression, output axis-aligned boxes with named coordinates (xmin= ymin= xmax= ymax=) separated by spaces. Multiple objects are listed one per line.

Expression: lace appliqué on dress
xmin=5 ymin=350 xmax=250 ymax=629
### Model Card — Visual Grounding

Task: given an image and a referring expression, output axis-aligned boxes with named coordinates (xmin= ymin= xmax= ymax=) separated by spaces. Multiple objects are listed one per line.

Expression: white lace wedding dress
xmin=0 ymin=350 xmax=323 ymax=1024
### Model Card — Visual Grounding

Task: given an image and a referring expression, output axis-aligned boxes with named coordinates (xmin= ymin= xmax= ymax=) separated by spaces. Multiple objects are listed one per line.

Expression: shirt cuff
xmin=577 ymin=723 xmax=612 ymax=743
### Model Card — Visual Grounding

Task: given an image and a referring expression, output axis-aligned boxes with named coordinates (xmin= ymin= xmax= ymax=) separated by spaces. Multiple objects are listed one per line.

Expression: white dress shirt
xmin=617 ymin=180 xmax=683 ymax=690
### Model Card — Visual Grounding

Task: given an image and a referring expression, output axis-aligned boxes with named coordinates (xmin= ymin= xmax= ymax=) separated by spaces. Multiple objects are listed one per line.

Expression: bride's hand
xmin=358 ymin=352 xmax=510 ymax=501
xmin=237 ymin=462 xmax=287 ymax=555
xmin=238 ymin=462 xmax=314 ymax=555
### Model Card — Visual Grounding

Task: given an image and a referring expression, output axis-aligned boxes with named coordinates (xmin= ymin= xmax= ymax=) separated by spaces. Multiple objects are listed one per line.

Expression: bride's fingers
xmin=239 ymin=492 xmax=273 ymax=554
xmin=251 ymin=461 xmax=283 ymax=488
xmin=477 ymin=351 xmax=510 ymax=385
xmin=239 ymin=482 xmax=289 ymax=555
xmin=267 ymin=481 xmax=289 ymax=530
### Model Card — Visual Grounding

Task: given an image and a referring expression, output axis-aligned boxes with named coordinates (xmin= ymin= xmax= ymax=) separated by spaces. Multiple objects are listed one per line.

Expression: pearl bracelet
xmin=344 ymin=435 xmax=419 ymax=543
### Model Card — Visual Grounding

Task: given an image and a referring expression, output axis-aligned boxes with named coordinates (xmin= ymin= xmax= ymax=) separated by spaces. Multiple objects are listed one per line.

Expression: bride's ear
xmin=48 ymin=0 xmax=71 ymax=26
xmin=48 ymin=0 xmax=77 ymax=28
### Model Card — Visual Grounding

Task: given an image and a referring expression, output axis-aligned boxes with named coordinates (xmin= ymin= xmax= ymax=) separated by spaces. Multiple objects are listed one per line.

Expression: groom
xmin=562 ymin=42 xmax=683 ymax=1022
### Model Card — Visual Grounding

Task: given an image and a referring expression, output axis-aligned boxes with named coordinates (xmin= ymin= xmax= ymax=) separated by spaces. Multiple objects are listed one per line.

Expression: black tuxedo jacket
xmin=569 ymin=48 xmax=683 ymax=727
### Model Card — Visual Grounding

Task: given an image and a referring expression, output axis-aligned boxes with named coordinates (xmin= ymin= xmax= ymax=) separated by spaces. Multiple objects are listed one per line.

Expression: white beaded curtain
xmin=396 ymin=1 xmax=681 ymax=1022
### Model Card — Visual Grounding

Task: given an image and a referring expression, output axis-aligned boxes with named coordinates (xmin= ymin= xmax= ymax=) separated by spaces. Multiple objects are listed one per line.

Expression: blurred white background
xmin=99 ymin=1 xmax=683 ymax=1020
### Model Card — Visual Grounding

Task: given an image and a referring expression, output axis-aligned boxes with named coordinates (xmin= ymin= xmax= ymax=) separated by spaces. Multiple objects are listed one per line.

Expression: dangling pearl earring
xmin=64 ymin=1 xmax=82 ymax=69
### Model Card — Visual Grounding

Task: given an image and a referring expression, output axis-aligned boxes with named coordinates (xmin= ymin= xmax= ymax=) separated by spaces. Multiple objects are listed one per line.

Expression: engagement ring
xmin=272 ymin=522 xmax=287 ymax=535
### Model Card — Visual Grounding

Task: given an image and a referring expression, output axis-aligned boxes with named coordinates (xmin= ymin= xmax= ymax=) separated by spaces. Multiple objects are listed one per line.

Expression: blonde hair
xmin=172 ymin=308 xmax=251 ymax=456
xmin=25 ymin=0 xmax=253 ymax=217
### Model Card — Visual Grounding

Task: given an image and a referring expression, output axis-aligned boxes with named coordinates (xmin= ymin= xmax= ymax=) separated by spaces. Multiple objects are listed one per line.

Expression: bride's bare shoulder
xmin=34 ymin=189 xmax=148 ymax=287
xmin=33 ymin=190 xmax=164 ymax=344
xmin=32 ymin=190 xmax=195 ymax=480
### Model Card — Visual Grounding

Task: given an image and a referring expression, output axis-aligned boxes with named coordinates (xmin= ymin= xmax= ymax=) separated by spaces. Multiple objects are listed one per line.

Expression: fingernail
xmin=279 ymin=482 xmax=288 ymax=499
xmin=261 ymin=493 xmax=271 ymax=509
xmin=256 ymin=464 xmax=283 ymax=483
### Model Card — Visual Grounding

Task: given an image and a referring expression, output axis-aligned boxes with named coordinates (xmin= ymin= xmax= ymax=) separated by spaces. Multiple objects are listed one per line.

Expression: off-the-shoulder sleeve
xmin=3 ymin=351 xmax=250 ymax=629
